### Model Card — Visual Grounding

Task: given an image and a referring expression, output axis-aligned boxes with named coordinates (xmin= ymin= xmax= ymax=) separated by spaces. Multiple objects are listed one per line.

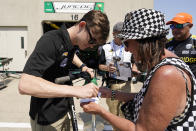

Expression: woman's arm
xmin=135 ymin=65 xmax=192 ymax=131
xmin=82 ymin=65 xmax=192 ymax=131
xmin=99 ymin=87 xmax=136 ymax=102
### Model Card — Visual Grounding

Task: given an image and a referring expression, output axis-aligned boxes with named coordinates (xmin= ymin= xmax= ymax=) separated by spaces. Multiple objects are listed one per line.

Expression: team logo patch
xmin=60 ymin=52 xmax=69 ymax=67
xmin=182 ymin=50 xmax=189 ymax=54
xmin=191 ymin=51 xmax=196 ymax=54
xmin=186 ymin=44 xmax=192 ymax=49
xmin=63 ymin=52 xmax=68 ymax=56
xmin=60 ymin=58 xmax=68 ymax=67
xmin=109 ymin=49 xmax=113 ymax=52
xmin=168 ymin=46 xmax=174 ymax=51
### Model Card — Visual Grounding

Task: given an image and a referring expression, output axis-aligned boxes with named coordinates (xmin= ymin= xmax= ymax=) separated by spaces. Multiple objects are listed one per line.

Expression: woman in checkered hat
xmin=81 ymin=8 xmax=196 ymax=131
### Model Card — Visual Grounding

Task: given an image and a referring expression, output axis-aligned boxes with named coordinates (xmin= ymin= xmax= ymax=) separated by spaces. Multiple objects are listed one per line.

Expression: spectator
xmin=81 ymin=8 xmax=196 ymax=131
xmin=166 ymin=12 xmax=196 ymax=77
xmin=98 ymin=22 xmax=133 ymax=131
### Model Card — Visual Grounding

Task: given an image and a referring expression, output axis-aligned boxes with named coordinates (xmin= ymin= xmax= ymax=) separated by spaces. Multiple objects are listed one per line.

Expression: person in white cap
xmin=166 ymin=12 xmax=196 ymax=77
xmin=81 ymin=8 xmax=196 ymax=131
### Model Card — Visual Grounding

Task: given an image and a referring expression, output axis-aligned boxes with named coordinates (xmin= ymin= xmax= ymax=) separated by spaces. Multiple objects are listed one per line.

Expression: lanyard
xmin=110 ymin=41 xmax=124 ymax=78
xmin=111 ymin=40 xmax=124 ymax=59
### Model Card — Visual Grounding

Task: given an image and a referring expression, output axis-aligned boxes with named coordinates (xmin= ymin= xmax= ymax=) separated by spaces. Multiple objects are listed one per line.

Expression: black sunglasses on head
xmin=85 ymin=24 xmax=97 ymax=45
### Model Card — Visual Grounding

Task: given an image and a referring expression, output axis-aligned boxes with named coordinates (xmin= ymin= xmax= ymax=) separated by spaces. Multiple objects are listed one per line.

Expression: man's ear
xmin=189 ymin=24 xmax=193 ymax=28
xmin=79 ymin=21 xmax=86 ymax=29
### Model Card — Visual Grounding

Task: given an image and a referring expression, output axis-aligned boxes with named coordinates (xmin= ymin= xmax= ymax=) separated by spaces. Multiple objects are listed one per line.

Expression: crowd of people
xmin=18 ymin=7 xmax=196 ymax=131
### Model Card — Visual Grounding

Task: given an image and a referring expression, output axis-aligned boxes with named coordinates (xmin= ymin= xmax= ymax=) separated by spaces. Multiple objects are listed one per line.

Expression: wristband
xmin=111 ymin=90 xmax=116 ymax=101
xmin=79 ymin=63 xmax=86 ymax=69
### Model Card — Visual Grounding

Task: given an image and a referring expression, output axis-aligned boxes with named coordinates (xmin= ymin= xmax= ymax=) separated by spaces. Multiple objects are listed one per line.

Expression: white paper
xmin=80 ymin=92 xmax=101 ymax=104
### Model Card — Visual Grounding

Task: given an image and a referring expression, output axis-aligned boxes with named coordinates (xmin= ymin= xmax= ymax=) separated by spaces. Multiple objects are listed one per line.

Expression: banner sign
xmin=44 ymin=2 xmax=104 ymax=13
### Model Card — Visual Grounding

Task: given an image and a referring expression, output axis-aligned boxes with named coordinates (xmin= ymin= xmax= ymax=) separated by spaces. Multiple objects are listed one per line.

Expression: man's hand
xmin=82 ymin=66 xmax=94 ymax=78
xmin=132 ymin=63 xmax=141 ymax=76
xmin=108 ymin=63 xmax=116 ymax=73
xmin=77 ymin=83 xmax=98 ymax=98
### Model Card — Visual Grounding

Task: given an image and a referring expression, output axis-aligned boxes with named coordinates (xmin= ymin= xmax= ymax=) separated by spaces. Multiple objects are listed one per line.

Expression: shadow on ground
xmin=0 ymin=78 xmax=14 ymax=90
xmin=79 ymin=112 xmax=107 ymax=131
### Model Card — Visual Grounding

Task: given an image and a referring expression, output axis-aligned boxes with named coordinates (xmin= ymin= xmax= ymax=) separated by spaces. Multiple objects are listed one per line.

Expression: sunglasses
xmin=170 ymin=23 xmax=190 ymax=29
xmin=85 ymin=24 xmax=97 ymax=45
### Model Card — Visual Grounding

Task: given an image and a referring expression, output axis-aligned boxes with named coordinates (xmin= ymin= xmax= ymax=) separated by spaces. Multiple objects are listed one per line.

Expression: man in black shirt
xmin=166 ymin=12 xmax=196 ymax=76
xmin=18 ymin=10 xmax=110 ymax=131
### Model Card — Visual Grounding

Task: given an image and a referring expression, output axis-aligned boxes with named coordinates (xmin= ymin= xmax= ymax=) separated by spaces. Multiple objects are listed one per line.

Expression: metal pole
xmin=92 ymin=114 xmax=96 ymax=131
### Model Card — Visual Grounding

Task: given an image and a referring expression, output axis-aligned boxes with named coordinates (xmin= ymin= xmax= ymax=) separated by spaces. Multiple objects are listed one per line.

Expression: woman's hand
xmin=80 ymin=102 xmax=103 ymax=115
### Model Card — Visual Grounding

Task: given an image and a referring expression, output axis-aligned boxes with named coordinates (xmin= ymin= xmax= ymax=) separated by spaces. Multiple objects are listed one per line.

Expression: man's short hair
xmin=79 ymin=10 xmax=110 ymax=45
xmin=113 ymin=22 xmax=123 ymax=32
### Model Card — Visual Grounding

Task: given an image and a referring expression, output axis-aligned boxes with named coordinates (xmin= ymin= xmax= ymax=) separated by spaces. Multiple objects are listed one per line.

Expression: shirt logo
xmin=60 ymin=58 xmax=68 ymax=67
xmin=109 ymin=49 xmax=113 ymax=52
xmin=186 ymin=44 xmax=192 ymax=49
xmin=181 ymin=57 xmax=196 ymax=63
xmin=191 ymin=51 xmax=196 ymax=54
xmin=63 ymin=52 xmax=68 ymax=56
xmin=182 ymin=50 xmax=189 ymax=54
xmin=168 ymin=46 xmax=174 ymax=51
xmin=60 ymin=52 xmax=69 ymax=67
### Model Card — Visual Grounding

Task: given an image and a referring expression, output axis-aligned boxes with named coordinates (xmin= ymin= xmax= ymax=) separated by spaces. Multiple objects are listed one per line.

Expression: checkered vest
xmin=121 ymin=57 xmax=196 ymax=130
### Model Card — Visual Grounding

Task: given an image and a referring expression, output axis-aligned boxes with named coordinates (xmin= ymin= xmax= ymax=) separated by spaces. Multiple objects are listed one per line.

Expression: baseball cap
xmin=166 ymin=12 xmax=192 ymax=25
xmin=113 ymin=22 xmax=123 ymax=32
xmin=118 ymin=8 xmax=169 ymax=41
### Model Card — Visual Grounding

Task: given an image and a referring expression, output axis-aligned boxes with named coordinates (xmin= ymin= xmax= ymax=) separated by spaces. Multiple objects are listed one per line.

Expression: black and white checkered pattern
xmin=118 ymin=8 xmax=169 ymax=41
xmin=121 ymin=57 xmax=196 ymax=130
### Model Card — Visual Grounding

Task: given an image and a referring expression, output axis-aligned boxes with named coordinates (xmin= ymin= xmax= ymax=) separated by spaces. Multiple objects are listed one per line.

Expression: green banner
xmin=94 ymin=2 xmax=104 ymax=12
xmin=44 ymin=2 xmax=54 ymax=13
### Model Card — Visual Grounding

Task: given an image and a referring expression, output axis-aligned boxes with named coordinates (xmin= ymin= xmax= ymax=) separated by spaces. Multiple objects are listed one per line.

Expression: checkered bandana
xmin=118 ymin=8 xmax=169 ymax=41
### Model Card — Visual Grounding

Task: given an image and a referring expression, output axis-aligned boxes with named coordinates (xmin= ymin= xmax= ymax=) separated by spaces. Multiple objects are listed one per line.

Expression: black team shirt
xmin=166 ymin=35 xmax=196 ymax=77
xmin=23 ymin=27 xmax=76 ymax=125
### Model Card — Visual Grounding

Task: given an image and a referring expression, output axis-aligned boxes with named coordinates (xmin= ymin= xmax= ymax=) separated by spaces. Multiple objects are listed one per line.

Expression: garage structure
xmin=0 ymin=0 xmax=153 ymax=71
